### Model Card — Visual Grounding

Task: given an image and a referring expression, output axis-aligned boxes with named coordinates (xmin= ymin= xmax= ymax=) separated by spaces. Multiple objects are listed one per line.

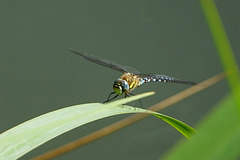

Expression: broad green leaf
xmin=0 ymin=92 xmax=196 ymax=160
xmin=161 ymin=94 xmax=240 ymax=160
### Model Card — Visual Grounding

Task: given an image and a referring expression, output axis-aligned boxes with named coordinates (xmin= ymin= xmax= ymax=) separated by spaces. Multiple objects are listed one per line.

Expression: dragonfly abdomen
xmin=140 ymin=74 xmax=196 ymax=85
xmin=142 ymin=75 xmax=173 ymax=83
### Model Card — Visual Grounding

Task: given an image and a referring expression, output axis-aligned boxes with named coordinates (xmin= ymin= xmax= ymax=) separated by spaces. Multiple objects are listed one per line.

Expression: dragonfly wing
xmin=137 ymin=74 xmax=196 ymax=85
xmin=67 ymin=48 xmax=140 ymax=74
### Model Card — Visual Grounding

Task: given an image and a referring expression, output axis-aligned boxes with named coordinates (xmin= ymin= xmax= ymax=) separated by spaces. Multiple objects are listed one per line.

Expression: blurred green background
xmin=0 ymin=1 xmax=239 ymax=160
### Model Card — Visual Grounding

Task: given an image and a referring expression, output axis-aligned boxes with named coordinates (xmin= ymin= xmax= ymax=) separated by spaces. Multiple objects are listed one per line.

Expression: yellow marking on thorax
xmin=120 ymin=73 xmax=141 ymax=91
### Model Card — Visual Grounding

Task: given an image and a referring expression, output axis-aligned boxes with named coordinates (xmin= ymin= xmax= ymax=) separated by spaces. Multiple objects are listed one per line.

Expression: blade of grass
xmin=0 ymin=91 xmax=197 ymax=160
xmin=200 ymin=0 xmax=240 ymax=111
xmin=153 ymin=113 xmax=197 ymax=139
xmin=31 ymin=73 xmax=225 ymax=160
xmin=0 ymin=92 xmax=154 ymax=160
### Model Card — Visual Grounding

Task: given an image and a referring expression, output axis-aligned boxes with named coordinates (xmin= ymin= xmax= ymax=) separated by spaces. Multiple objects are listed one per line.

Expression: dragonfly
xmin=67 ymin=48 xmax=196 ymax=103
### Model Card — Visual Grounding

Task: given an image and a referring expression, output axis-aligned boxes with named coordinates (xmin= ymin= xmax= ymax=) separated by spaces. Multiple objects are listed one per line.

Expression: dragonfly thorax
xmin=113 ymin=79 xmax=129 ymax=95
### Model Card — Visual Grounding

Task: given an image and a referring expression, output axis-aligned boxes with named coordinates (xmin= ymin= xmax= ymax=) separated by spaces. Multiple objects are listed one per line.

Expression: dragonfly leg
xmin=125 ymin=92 xmax=143 ymax=108
xmin=103 ymin=92 xmax=118 ymax=103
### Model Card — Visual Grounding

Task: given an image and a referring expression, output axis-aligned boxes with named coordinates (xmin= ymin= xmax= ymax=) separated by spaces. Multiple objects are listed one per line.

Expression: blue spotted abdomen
xmin=138 ymin=74 xmax=196 ymax=85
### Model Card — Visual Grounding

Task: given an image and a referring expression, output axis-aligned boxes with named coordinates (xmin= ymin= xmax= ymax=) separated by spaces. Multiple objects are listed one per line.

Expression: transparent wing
xmin=137 ymin=74 xmax=196 ymax=85
xmin=67 ymin=48 xmax=140 ymax=74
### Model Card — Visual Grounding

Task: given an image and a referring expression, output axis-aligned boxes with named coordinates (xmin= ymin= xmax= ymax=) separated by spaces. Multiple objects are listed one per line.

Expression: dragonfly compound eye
xmin=113 ymin=79 xmax=129 ymax=95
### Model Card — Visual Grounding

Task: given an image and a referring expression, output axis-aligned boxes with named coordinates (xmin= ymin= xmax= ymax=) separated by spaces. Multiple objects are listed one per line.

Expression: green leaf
xmin=153 ymin=114 xmax=196 ymax=140
xmin=161 ymin=94 xmax=240 ymax=160
xmin=0 ymin=92 xmax=196 ymax=160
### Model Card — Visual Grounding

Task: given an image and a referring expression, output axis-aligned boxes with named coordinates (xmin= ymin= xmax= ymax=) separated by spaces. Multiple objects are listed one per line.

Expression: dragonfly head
xmin=113 ymin=79 xmax=129 ymax=95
